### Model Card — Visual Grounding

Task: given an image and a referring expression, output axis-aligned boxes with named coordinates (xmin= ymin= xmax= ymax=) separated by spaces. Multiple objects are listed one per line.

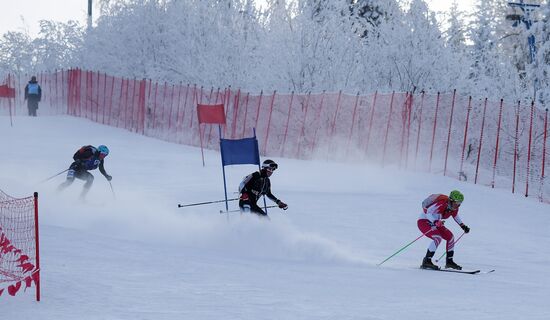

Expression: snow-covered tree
xmin=0 ymin=31 xmax=34 ymax=73
xmin=533 ymin=2 xmax=550 ymax=107
xmin=468 ymin=0 xmax=521 ymax=100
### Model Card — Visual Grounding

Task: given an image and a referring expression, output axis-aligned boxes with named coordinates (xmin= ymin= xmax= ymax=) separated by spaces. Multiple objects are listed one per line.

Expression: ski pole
xmin=177 ymin=198 xmax=239 ymax=208
xmin=39 ymin=169 xmax=69 ymax=184
xmin=377 ymin=230 xmax=430 ymax=266
xmin=435 ymin=232 xmax=466 ymax=262
xmin=108 ymin=180 xmax=116 ymax=200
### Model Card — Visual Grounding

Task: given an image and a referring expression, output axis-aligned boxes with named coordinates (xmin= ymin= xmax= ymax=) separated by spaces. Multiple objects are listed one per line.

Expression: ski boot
xmin=445 ymin=251 xmax=462 ymax=270
xmin=420 ymin=250 xmax=440 ymax=270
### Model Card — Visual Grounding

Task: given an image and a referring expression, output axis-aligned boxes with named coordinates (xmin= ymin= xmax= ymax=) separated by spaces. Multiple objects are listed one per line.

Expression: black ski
xmin=421 ymin=268 xmax=495 ymax=274
xmin=437 ymin=268 xmax=480 ymax=274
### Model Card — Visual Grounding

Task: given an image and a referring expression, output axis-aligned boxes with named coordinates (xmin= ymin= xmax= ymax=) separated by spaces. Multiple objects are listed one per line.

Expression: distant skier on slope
xmin=418 ymin=190 xmax=470 ymax=270
xmin=238 ymin=159 xmax=288 ymax=217
xmin=57 ymin=145 xmax=112 ymax=199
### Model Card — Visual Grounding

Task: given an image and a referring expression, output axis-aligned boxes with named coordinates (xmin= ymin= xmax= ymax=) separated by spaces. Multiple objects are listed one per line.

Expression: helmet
xmin=97 ymin=145 xmax=109 ymax=157
xmin=31 ymin=76 xmax=36 ymax=82
xmin=261 ymin=159 xmax=278 ymax=171
xmin=449 ymin=190 xmax=464 ymax=202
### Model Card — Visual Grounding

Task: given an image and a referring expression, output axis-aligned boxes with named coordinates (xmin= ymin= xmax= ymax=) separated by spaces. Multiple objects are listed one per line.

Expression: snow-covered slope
xmin=1 ymin=116 xmax=549 ymax=319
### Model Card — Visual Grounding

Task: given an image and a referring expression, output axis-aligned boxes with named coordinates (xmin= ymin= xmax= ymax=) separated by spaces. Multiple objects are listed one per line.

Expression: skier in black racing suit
xmin=239 ymin=159 xmax=288 ymax=217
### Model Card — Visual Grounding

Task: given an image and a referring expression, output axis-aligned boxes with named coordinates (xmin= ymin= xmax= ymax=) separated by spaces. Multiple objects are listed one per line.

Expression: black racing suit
xmin=58 ymin=145 xmax=110 ymax=197
xmin=239 ymin=169 xmax=281 ymax=216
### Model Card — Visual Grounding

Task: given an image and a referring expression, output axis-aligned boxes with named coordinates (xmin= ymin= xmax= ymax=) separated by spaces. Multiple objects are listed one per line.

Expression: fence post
xmin=404 ymin=91 xmax=414 ymax=169
xmin=101 ymin=72 xmax=107 ymax=124
xmin=138 ymin=79 xmax=146 ymax=135
xmin=168 ymin=84 xmax=176 ymax=135
xmin=539 ymin=108 xmax=548 ymax=202
xmin=346 ymin=92 xmax=360 ymax=156
xmin=311 ymin=91 xmax=326 ymax=154
xmin=513 ymin=101 xmax=520 ymax=193
xmin=206 ymin=87 xmax=220 ymax=144
xmin=179 ymin=84 xmax=190 ymax=137
xmin=382 ymin=91 xmax=395 ymax=166
xmin=365 ymin=91 xmax=378 ymax=157
xmin=95 ymin=71 xmax=100 ymax=122
xmin=124 ymin=78 xmax=131 ymax=129
xmin=231 ymin=88 xmax=241 ymax=139
xmin=474 ymin=98 xmax=488 ymax=184
xmin=241 ymin=92 xmax=250 ymax=139
xmin=254 ymin=90 xmax=263 ymax=131
xmin=459 ymin=96 xmax=472 ymax=181
xmin=429 ymin=92 xmax=441 ymax=172
xmin=174 ymin=82 xmax=183 ymax=138
xmin=491 ymin=99 xmax=504 ymax=188
xmin=281 ymin=91 xmax=294 ymax=156
xmin=129 ymin=78 xmax=138 ymax=132
xmin=188 ymin=84 xmax=196 ymax=129
xmin=330 ymin=90 xmax=343 ymax=136
xmin=414 ymin=91 xmax=425 ymax=169
xmin=55 ymin=69 xmax=59 ymax=114
xmin=398 ymin=92 xmax=409 ymax=168
xmin=525 ymin=101 xmax=535 ymax=197
xmin=296 ymin=92 xmax=311 ymax=159
xmin=444 ymin=89 xmax=457 ymax=176
xmin=263 ymin=90 xmax=276 ymax=155
xmin=108 ymin=75 xmax=116 ymax=127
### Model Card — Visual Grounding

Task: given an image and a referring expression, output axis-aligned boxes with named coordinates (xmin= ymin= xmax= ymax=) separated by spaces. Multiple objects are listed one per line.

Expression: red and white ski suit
xmin=417 ymin=194 xmax=465 ymax=252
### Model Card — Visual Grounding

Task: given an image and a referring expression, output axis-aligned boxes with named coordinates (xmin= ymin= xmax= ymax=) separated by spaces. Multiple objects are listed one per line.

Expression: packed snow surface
xmin=1 ymin=116 xmax=549 ymax=319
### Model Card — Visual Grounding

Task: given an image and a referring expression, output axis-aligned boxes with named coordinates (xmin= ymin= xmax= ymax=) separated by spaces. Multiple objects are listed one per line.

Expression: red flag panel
xmin=197 ymin=104 xmax=226 ymax=124
xmin=0 ymin=85 xmax=15 ymax=98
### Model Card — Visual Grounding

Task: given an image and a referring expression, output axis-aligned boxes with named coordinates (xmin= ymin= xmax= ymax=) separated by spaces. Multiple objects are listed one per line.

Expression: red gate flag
xmin=0 ymin=85 xmax=15 ymax=98
xmin=197 ymin=104 xmax=226 ymax=124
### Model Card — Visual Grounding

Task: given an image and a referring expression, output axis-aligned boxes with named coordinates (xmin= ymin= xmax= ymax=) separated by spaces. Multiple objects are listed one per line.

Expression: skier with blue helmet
xmin=58 ymin=145 xmax=112 ymax=199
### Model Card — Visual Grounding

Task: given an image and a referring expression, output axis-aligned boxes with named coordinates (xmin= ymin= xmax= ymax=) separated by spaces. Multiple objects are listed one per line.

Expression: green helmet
xmin=449 ymin=190 xmax=464 ymax=202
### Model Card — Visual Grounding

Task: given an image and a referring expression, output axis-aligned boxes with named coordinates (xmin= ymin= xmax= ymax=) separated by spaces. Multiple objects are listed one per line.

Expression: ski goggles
xmin=263 ymin=163 xmax=278 ymax=171
xmin=449 ymin=200 xmax=462 ymax=208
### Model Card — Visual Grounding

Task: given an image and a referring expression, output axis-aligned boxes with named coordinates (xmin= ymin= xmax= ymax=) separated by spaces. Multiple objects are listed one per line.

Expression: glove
xmin=71 ymin=160 xmax=84 ymax=170
xmin=105 ymin=174 xmax=112 ymax=181
xmin=460 ymin=224 xmax=470 ymax=233
xmin=276 ymin=200 xmax=288 ymax=210
xmin=435 ymin=220 xmax=445 ymax=228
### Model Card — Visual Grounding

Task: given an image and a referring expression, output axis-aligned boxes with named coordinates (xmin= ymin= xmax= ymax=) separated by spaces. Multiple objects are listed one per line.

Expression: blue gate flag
xmin=220 ymin=137 xmax=260 ymax=166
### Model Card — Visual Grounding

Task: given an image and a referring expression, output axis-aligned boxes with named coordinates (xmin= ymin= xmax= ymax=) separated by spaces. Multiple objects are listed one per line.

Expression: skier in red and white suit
xmin=418 ymin=190 xmax=470 ymax=270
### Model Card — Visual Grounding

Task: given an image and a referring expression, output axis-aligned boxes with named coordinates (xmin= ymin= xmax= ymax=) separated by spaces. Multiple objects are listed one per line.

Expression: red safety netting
xmin=0 ymin=189 xmax=40 ymax=300
xmin=1 ymin=69 xmax=548 ymax=204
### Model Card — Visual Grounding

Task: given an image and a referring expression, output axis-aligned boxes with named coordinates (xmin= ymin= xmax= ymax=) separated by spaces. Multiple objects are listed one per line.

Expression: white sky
xmin=0 ymin=0 xmax=99 ymax=36
xmin=0 ymin=0 xmax=476 ymax=37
